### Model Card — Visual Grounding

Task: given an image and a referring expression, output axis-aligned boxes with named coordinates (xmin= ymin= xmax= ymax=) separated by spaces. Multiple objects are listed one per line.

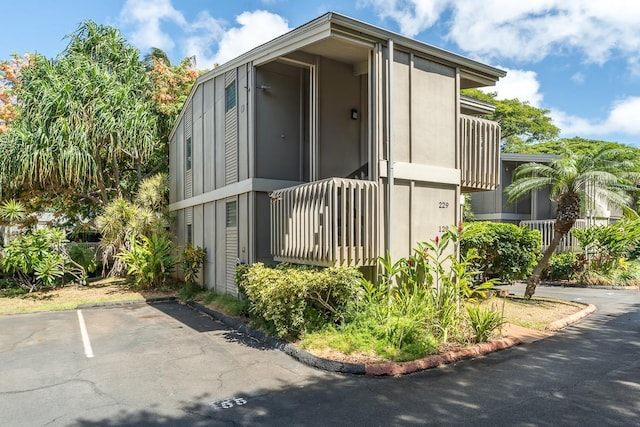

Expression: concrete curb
xmin=184 ymin=299 xmax=595 ymax=377
xmin=77 ymin=296 xmax=177 ymax=309
xmin=186 ymin=301 xmax=367 ymax=375
xmin=547 ymin=303 xmax=597 ymax=331
xmin=540 ymin=282 xmax=639 ymax=290
xmin=365 ymin=337 xmax=522 ymax=376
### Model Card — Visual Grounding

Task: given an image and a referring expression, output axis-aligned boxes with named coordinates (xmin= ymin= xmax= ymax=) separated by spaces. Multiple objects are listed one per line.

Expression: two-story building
xmin=168 ymin=12 xmax=505 ymax=294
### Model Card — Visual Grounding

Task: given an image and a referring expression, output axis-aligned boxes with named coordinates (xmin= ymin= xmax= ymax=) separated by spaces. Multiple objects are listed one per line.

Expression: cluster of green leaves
xmin=543 ymin=252 xmax=584 ymax=281
xmin=96 ymin=173 xmax=170 ymax=276
xmin=116 ymin=233 xmax=175 ymax=289
xmin=461 ymin=88 xmax=559 ymax=152
xmin=236 ymin=263 xmax=363 ymax=340
xmin=573 ymin=219 xmax=640 ymax=274
xmin=1 ymin=228 xmax=87 ymax=292
xmin=461 ymin=222 xmax=541 ymax=283
xmin=181 ymin=244 xmax=207 ymax=284
xmin=0 ymin=22 xmax=198 ymax=225
xmin=302 ymin=228 xmax=503 ymax=361
xmin=466 ymin=304 xmax=505 ymax=343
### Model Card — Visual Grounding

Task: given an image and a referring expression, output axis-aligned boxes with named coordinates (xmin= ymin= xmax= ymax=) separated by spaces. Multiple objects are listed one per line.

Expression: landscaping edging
xmin=79 ymin=297 xmax=597 ymax=376
xmin=186 ymin=300 xmax=599 ymax=377
xmin=547 ymin=303 xmax=597 ymax=331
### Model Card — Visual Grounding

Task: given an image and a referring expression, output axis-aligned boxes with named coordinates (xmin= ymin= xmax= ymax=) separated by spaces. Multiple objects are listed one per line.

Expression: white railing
xmin=520 ymin=219 xmax=588 ymax=253
xmin=271 ymin=178 xmax=378 ymax=267
xmin=460 ymin=114 xmax=500 ymax=191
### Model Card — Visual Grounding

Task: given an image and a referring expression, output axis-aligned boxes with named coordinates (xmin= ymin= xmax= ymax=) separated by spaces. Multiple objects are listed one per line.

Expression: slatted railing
xmin=460 ymin=114 xmax=500 ymax=191
xmin=520 ymin=219 xmax=588 ymax=253
xmin=270 ymin=178 xmax=378 ymax=267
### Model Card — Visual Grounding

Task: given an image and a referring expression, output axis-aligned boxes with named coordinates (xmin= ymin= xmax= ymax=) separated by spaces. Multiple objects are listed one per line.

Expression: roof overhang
xmin=170 ymin=12 xmax=507 ymax=139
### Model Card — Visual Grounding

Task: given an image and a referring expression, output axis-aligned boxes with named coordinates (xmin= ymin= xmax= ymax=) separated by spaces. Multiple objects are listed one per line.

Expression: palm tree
xmin=505 ymin=146 xmax=639 ymax=298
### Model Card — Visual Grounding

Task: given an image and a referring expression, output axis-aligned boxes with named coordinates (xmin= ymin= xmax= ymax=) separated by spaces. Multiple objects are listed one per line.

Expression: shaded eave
xmin=170 ymin=12 xmax=506 ymax=139
xmin=501 ymin=152 xmax=559 ymax=163
xmin=460 ymin=95 xmax=496 ymax=115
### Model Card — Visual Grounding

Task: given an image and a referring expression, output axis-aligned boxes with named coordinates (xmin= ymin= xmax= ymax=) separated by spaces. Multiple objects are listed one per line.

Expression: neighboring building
xmin=168 ymin=12 xmax=505 ymax=294
xmin=470 ymin=152 xmax=622 ymax=251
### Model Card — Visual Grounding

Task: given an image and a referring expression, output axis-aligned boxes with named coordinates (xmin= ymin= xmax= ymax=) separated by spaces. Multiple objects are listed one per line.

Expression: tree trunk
xmin=525 ymin=230 xmax=566 ymax=299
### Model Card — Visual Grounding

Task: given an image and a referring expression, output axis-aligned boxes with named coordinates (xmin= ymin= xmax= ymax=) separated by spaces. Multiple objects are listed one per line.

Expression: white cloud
xmin=362 ymin=0 xmax=640 ymax=69
xmin=119 ymin=0 xmax=186 ymax=52
xmin=358 ymin=0 xmax=450 ymax=37
xmin=181 ymin=11 xmax=225 ymax=68
xmin=205 ymin=10 xmax=290 ymax=67
xmin=571 ymin=72 xmax=585 ymax=84
xmin=552 ymin=97 xmax=640 ymax=138
xmin=481 ymin=67 xmax=543 ymax=107
xmin=119 ymin=1 xmax=290 ymax=69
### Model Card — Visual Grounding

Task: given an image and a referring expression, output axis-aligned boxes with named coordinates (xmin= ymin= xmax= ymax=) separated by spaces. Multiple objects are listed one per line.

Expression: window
xmin=225 ymin=80 xmax=236 ymax=112
xmin=186 ymin=224 xmax=193 ymax=245
xmin=226 ymin=201 xmax=237 ymax=227
xmin=186 ymin=136 xmax=192 ymax=171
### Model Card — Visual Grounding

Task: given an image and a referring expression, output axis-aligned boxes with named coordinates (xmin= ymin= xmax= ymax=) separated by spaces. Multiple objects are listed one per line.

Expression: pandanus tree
xmin=0 ymin=22 xmax=160 ymax=220
xmin=505 ymin=146 xmax=639 ymax=298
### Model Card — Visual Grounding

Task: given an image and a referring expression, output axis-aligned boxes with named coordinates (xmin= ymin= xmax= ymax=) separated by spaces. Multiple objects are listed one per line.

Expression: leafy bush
xmin=573 ymin=219 xmax=640 ymax=274
xmin=237 ymin=263 xmax=363 ymax=340
xmin=117 ymin=233 xmax=175 ymax=289
xmin=466 ymin=304 xmax=505 ymax=343
xmin=1 ymin=228 xmax=86 ymax=292
xmin=461 ymin=222 xmax=541 ymax=283
xmin=542 ymin=252 xmax=583 ymax=281
xmin=180 ymin=244 xmax=207 ymax=284
xmin=67 ymin=243 xmax=98 ymax=274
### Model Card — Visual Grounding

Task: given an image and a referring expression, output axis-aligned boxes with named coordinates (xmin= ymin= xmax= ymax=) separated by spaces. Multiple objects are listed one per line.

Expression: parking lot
xmin=1 ymin=287 xmax=639 ymax=426
xmin=0 ymin=302 xmax=331 ymax=426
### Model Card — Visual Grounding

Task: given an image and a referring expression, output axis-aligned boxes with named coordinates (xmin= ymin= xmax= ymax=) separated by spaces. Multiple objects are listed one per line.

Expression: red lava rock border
xmin=365 ymin=337 xmax=521 ymax=376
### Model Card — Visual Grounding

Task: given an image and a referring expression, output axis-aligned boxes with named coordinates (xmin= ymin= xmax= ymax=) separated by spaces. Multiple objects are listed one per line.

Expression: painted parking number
xmin=208 ymin=397 xmax=248 ymax=410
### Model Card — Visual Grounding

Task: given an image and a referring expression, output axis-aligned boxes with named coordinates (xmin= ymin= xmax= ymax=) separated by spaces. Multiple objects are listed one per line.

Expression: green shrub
xmin=466 ymin=304 xmax=504 ymax=343
xmin=180 ymin=244 xmax=207 ymax=284
xmin=543 ymin=252 xmax=583 ymax=281
xmin=117 ymin=233 xmax=175 ymax=289
xmin=461 ymin=222 xmax=541 ymax=283
xmin=237 ymin=263 xmax=362 ymax=340
xmin=1 ymin=228 xmax=86 ymax=292
xmin=573 ymin=219 xmax=640 ymax=274
xmin=67 ymin=243 xmax=98 ymax=274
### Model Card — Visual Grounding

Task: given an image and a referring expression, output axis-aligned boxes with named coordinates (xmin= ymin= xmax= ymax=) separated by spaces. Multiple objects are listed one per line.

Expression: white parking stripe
xmin=77 ymin=310 xmax=94 ymax=358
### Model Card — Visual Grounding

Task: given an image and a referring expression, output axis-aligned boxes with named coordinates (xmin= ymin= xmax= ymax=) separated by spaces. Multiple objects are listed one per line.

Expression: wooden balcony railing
xmin=460 ymin=114 xmax=500 ymax=192
xmin=270 ymin=178 xmax=378 ymax=267
xmin=520 ymin=219 xmax=588 ymax=253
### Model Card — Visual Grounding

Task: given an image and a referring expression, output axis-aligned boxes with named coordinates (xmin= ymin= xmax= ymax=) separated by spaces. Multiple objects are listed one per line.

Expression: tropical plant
xmin=237 ymin=263 xmax=363 ymax=340
xmin=180 ymin=244 xmax=207 ymax=284
xmin=542 ymin=252 xmax=583 ymax=281
xmin=96 ymin=173 xmax=169 ymax=276
xmin=461 ymin=89 xmax=559 ymax=152
xmin=0 ymin=54 xmax=30 ymax=133
xmin=117 ymin=233 xmax=175 ymax=289
xmin=572 ymin=219 xmax=640 ymax=274
xmin=461 ymin=221 xmax=541 ymax=283
xmin=67 ymin=243 xmax=98 ymax=274
xmin=466 ymin=304 xmax=505 ymax=343
xmin=0 ymin=228 xmax=86 ymax=292
xmin=0 ymin=199 xmax=26 ymax=224
xmin=505 ymin=146 xmax=639 ymax=298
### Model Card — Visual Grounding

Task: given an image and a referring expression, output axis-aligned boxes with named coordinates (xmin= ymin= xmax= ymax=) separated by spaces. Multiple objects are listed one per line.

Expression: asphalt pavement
xmin=0 ymin=284 xmax=638 ymax=426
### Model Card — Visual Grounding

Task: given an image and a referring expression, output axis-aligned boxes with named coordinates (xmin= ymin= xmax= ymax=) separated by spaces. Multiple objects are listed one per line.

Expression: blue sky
xmin=2 ymin=0 xmax=640 ymax=146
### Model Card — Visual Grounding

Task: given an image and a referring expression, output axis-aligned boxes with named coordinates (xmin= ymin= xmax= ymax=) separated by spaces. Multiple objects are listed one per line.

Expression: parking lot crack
xmin=0 ymin=378 xmax=118 ymax=405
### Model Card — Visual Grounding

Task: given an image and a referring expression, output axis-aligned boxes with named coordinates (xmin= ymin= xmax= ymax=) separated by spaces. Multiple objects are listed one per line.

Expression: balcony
xmin=270 ymin=178 xmax=378 ymax=267
xmin=460 ymin=114 xmax=500 ymax=192
xmin=520 ymin=219 xmax=588 ymax=253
